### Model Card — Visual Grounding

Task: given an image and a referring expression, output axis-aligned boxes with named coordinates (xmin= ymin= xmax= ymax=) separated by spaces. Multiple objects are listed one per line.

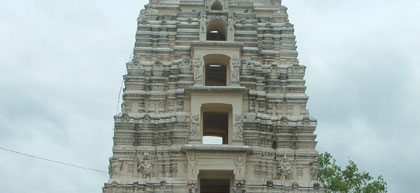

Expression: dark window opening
xmin=211 ymin=1 xmax=223 ymax=11
xmin=207 ymin=20 xmax=227 ymax=41
xmin=203 ymin=112 xmax=228 ymax=144
xmin=200 ymin=179 xmax=230 ymax=193
xmin=205 ymin=64 xmax=226 ymax=86
xmin=207 ymin=30 xmax=226 ymax=41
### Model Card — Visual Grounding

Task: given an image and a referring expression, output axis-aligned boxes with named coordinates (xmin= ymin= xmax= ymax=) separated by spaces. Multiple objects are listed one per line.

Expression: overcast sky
xmin=0 ymin=0 xmax=419 ymax=192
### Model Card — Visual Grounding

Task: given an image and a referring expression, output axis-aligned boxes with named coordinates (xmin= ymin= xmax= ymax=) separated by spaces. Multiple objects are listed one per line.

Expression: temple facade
xmin=103 ymin=0 xmax=324 ymax=192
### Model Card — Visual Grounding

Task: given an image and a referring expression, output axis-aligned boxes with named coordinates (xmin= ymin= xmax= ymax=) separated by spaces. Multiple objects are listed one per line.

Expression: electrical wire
xmin=0 ymin=146 xmax=108 ymax=174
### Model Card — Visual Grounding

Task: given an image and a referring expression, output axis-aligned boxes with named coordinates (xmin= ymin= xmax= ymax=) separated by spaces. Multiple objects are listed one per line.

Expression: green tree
xmin=318 ymin=152 xmax=387 ymax=193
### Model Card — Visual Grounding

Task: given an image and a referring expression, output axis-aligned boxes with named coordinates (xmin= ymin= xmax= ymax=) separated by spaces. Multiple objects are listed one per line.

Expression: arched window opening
xmin=203 ymin=112 xmax=229 ymax=144
xmin=205 ymin=64 xmax=226 ymax=86
xmin=202 ymin=104 xmax=232 ymax=145
xmin=211 ymin=1 xmax=223 ymax=11
xmin=207 ymin=19 xmax=227 ymax=41
xmin=204 ymin=54 xmax=230 ymax=86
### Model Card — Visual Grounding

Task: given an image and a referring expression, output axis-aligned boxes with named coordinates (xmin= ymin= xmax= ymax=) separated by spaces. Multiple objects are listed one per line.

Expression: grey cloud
xmin=0 ymin=0 xmax=145 ymax=193
xmin=285 ymin=0 xmax=420 ymax=192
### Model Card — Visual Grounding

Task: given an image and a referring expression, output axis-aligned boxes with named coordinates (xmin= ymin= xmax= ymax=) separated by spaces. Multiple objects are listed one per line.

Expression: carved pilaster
xmin=233 ymin=114 xmax=244 ymax=144
xmin=234 ymin=155 xmax=246 ymax=181
xmin=228 ymin=14 xmax=235 ymax=42
xmin=199 ymin=12 xmax=207 ymax=41
xmin=190 ymin=114 xmax=200 ymax=141
xmin=186 ymin=153 xmax=199 ymax=185
xmin=310 ymin=159 xmax=319 ymax=181
xmin=231 ymin=59 xmax=241 ymax=85
xmin=193 ymin=59 xmax=203 ymax=85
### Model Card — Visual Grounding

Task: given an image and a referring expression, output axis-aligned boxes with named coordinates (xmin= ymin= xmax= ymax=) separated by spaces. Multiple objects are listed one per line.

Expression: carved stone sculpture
xmin=231 ymin=59 xmax=241 ymax=84
xmin=235 ymin=156 xmax=246 ymax=180
xmin=110 ymin=159 xmax=122 ymax=178
xmin=233 ymin=114 xmax=244 ymax=139
xmin=278 ymin=155 xmax=293 ymax=180
xmin=187 ymin=153 xmax=199 ymax=182
xmin=190 ymin=114 xmax=200 ymax=138
xmin=232 ymin=180 xmax=246 ymax=193
xmin=138 ymin=153 xmax=153 ymax=178
xmin=193 ymin=60 xmax=203 ymax=85
xmin=188 ymin=182 xmax=197 ymax=193
xmin=310 ymin=159 xmax=319 ymax=180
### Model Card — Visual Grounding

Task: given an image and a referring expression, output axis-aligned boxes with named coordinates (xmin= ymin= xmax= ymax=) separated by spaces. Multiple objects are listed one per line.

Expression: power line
xmin=0 ymin=146 xmax=108 ymax=175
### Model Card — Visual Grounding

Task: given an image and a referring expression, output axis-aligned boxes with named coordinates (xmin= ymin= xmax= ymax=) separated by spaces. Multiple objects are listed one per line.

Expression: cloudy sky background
xmin=0 ymin=0 xmax=419 ymax=192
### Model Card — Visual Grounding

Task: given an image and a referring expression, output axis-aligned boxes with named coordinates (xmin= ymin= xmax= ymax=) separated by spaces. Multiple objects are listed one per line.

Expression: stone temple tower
xmin=103 ymin=0 xmax=324 ymax=192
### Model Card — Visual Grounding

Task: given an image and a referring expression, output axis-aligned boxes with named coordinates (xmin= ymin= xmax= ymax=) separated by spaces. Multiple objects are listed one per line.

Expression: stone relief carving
xmin=160 ymin=180 xmax=167 ymax=193
xmin=233 ymin=114 xmax=244 ymax=139
xmin=277 ymin=155 xmax=293 ymax=180
xmin=310 ymin=159 xmax=319 ymax=180
xmin=193 ymin=60 xmax=203 ymax=85
xmin=161 ymin=163 xmax=168 ymax=177
xmin=232 ymin=180 xmax=246 ymax=193
xmin=139 ymin=10 xmax=146 ymax=20
xmin=274 ymin=10 xmax=282 ymax=17
xmin=199 ymin=12 xmax=207 ymax=41
xmin=231 ymin=59 xmax=241 ymax=84
xmin=158 ymin=100 xmax=165 ymax=113
xmin=234 ymin=155 xmax=246 ymax=180
xmin=167 ymin=99 xmax=175 ymax=111
xmin=280 ymin=117 xmax=288 ymax=126
xmin=186 ymin=153 xmax=199 ymax=193
xmin=228 ymin=15 xmax=235 ymax=30
xmin=148 ymin=100 xmax=157 ymax=113
xmin=188 ymin=182 xmax=198 ymax=193
xmin=190 ymin=114 xmax=200 ymax=138
xmin=303 ymin=117 xmax=310 ymax=126
xmin=187 ymin=154 xmax=199 ymax=181
xmin=110 ymin=159 xmax=123 ymax=178
xmin=228 ymin=15 xmax=235 ymax=41
xmin=254 ymin=161 xmax=262 ymax=177
xmin=183 ymin=57 xmax=191 ymax=65
xmin=138 ymin=152 xmax=153 ymax=178
xmin=170 ymin=163 xmax=178 ymax=177
xmin=207 ymin=15 xmax=228 ymax=24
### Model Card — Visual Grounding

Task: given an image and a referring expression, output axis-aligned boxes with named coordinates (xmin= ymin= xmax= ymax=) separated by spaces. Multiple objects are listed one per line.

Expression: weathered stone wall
xmin=103 ymin=0 xmax=324 ymax=192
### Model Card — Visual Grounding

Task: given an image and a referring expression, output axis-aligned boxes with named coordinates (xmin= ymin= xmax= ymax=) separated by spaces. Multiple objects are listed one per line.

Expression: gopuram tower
xmin=103 ymin=0 xmax=324 ymax=193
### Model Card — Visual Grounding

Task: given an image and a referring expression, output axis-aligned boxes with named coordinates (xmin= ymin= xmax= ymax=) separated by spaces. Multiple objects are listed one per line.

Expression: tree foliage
xmin=318 ymin=152 xmax=387 ymax=193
